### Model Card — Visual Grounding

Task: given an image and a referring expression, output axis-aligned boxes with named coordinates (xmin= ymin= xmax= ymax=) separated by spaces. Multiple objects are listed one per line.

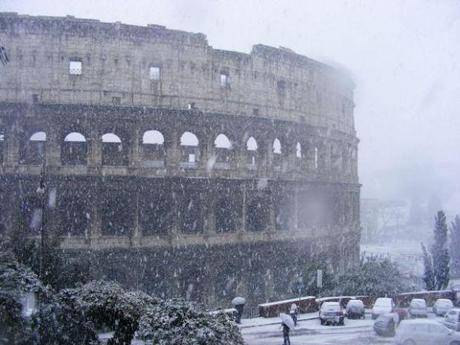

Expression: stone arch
xmin=62 ymin=131 xmax=87 ymax=165
xmin=141 ymin=130 xmax=165 ymax=167
xmin=296 ymin=142 xmax=302 ymax=158
xmin=213 ymin=133 xmax=233 ymax=168
xmin=101 ymin=132 xmax=127 ymax=166
xmin=246 ymin=136 xmax=258 ymax=168
xmin=180 ymin=131 xmax=200 ymax=167
xmin=272 ymin=137 xmax=282 ymax=170
xmin=20 ymin=130 xmax=47 ymax=165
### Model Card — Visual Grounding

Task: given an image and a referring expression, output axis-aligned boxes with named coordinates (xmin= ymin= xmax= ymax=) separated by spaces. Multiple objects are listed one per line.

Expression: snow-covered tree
xmin=138 ymin=299 xmax=244 ymax=345
xmin=421 ymin=243 xmax=435 ymax=290
xmin=431 ymin=211 xmax=450 ymax=290
xmin=450 ymin=215 xmax=460 ymax=277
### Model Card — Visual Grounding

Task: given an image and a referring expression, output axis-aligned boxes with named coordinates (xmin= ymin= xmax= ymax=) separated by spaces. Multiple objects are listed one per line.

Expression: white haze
xmin=3 ymin=0 xmax=460 ymax=211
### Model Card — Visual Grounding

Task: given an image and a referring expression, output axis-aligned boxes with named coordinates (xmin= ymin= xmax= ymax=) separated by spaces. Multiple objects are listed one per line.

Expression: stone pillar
xmin=165 ymin=128 xmax=179 ymax=169
xmin=88 ymin=127 xmax=101 ymax=167
xmin=131 ymin=190 xmax=141 ymax=247
xmin=5 ymin=120 xmax=20 ymax=166
xmin=206 ymin=183 xmax=216 ymax=235
xmin=89 ymin=188 xmax=102 ymax=246
xmin=129 ymin=127 xmax=140 ymax=168
xmin=293 ymin=188 xmax=299 ymax=231
xmin=240 ymin=182 xmax=247 ymax=232
xmin=45 ymin=124 xmax=60 ymax=167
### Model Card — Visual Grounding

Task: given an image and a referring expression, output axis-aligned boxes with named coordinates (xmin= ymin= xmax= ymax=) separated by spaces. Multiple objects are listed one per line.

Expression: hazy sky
xmin=2 ymin=0 xmax=460 ymax=210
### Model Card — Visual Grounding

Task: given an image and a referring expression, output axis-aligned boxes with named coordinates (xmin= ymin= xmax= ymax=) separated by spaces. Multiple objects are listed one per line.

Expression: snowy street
xmin=241 ymin=315 xmax=392 ymax=345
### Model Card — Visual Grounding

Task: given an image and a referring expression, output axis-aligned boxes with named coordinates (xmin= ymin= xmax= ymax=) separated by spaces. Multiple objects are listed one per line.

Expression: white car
xmin=408 ymin=298 xmax=428 ymax=318
xmin=444 ymin=308 xmax=460 ymax=332
xmin=372 ymin=297 xmax=395 ymax=320
xmin=434 ymin=299 xmax=454 ymax=317
xmin=395 ymin=319 xmax=460 ymax=345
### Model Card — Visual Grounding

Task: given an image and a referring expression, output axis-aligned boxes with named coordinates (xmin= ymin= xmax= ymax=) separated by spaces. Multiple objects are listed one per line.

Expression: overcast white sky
xmin=2 ymin=0 xmax=460 ymax=211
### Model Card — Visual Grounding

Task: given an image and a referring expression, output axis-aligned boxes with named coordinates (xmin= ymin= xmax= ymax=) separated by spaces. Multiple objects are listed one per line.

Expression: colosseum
xmin=0 ymin=13 xmax=360 ymax=311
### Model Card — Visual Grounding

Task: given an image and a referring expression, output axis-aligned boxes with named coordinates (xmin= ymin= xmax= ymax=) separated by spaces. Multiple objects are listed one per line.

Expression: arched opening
xmin=59 ymin=191 xmax=90 ymax=237
xmin=246 ymin=136 xmax=258 ymax=169
xmin=180 ymin=131 xmax=199 ymax=168
xmin=141 ymin=130 xmax=165 ymax=168
xmin=272 ymin=138 xmax=282 ymax=170
xmin=0 ymin=131 xmax=4 ymax=164
xmin=214 ymin=133 xmax=232 ymax=168
xmin=101 ymin=132 xmax=127 ymax=166
xmin=246 ymin=191 xmax=271 ymax=232
xmin=296 ymin=142 xmax=302 ymax=158
xmin=21 ymin=131 xmax=46 ymax=165
xmin=62 ymin=132 xmax=87 ymax=165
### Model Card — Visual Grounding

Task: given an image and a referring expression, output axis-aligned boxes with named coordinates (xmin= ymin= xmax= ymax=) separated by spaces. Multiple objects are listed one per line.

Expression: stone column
xmin=240 ymin=182 xmax=247 ymax=232
xmin=5 ymin=120 xmax=20 ymax=166
xmin=129 ymin=127 xmax=140 ymax=168
xmin=88 ymin=126 xmax=101 ymax=167
xmin=131 ymin=190 xmax=141 ymax=247
xmin=165 ymin=128 xmax=179 ymax=169
xmin=45 ymin=124 xmax=60 ymax=167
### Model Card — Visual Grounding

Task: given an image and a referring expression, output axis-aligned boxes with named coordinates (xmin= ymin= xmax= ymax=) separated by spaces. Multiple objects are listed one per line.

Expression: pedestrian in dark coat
xmin=282 ymin=322 xmax=291 ymax=345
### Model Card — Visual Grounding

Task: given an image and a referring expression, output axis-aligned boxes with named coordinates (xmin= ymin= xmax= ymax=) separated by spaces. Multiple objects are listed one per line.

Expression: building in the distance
xmin=0 ymin=13 xmax=360 ymax=311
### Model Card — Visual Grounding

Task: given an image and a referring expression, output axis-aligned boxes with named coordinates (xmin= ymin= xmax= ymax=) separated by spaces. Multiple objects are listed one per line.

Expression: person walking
xmin=282 ymin=321 xmax=291 ymax=345
xmin=289 ymin=303 xmax=299 ymax=326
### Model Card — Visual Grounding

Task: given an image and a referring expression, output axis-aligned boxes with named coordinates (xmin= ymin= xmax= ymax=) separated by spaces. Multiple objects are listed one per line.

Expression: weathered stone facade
xmin=0 ymin=13 xmax=360 ymax=311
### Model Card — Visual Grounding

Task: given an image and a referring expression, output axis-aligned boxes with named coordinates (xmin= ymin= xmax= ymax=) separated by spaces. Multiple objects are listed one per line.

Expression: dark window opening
xmin=59 ymin=192 xmax=89 ymax=237
xmin=62 ymin=132 xmax=87 ymax=165
xmin=101 ymin=133 xmax=128 ymax=166
xmin=101 ymin=191 xmax=134 ymax=236
xmin=141 ymin=130 xmax=165 ymax=167
xmin=20 ymin=131 xmax=46 ymax=165
xmin=178 ymin=189 xmax=204 ymax=233
xmin=246 ymin=192 xmax=271 ymax=232
xmin=139 ymin=191 xmax=173 ymax=235
xmin=215 ymin=188 xmax=241 ymax=232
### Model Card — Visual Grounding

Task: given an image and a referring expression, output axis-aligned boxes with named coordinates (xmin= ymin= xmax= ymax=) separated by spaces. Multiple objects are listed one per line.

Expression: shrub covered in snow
xmin=137 ymin=299 xmax=244 ymax=345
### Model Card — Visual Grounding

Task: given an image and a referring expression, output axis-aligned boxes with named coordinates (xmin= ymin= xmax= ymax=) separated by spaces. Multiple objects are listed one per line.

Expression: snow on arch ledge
xmin=214 ymin=133 xmax=232 ymax=149
xmin=29 ymin=131 xmax=46 ymax=141
xmin=246 ymin=136 xmax=258 ymax=151
xmin=142 ymin=130 xmax=164 ymax=145
xmin=180 ymin=131 xmax=199 ymax=146
xmin=101 ymin=133 xmax=122 ymax=143
xmin=64 ymin=132 xmax=86 ymax=142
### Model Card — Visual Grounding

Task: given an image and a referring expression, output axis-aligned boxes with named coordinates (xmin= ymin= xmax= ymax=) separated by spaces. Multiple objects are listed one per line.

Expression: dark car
xmin=374 ymin=313 xmax=396 ymax=337
xmin=346 ymin=299 xmax=365 ymax=319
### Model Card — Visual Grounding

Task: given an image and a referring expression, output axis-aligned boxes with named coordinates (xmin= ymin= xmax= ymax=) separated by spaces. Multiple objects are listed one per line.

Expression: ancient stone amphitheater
xmin=0 ymin=13 xmax=360 ymax=310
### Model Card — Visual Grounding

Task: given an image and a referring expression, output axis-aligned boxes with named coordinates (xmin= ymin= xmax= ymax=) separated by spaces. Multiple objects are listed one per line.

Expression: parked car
xmin=434 ymin=299 xmax=454 ymax=317
xmin=372 ymin=297 xmax=395 ymax=320
xmin=346 ymin=299 xmax=365 ymax=319
xmin=319 ymin=301 xmax=345 ymax=326
xmin=374 ymin=313 xmax=397 ymax=337
xmin=395 ymin=319 xmax=460 ymax=345
xmin=408 ymin=298 xmax=428 ymax=318
xmin=444 ymin=308 xmax=460 ymax=331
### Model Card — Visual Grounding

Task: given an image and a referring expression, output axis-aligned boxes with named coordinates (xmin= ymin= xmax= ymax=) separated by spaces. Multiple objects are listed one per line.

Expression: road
xmin=241 ymin=316 xmax=394 ymax=345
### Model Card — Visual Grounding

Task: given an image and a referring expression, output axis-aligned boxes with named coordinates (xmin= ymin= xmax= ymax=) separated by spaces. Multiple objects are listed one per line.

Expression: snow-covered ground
xmin=241 ymin=314 xmax=386 ymax=345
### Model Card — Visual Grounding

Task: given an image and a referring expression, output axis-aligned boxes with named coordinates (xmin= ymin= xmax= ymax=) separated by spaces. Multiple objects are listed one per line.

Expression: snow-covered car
xmin=319 ymin=302 xmax=345 ymax=326
xmin=434 ymin=299 xmax=454 ymax=317
xmin=395 ymin=319 xmax=460 ymax=345
xmin=371 ymin=297 xmax=395 ymax=320
xmin=408 ymin=298 xmax=428 ymax=318
xmin=373 ymin=313 xmax=396 ymax=337
xmin=444 ymin=308 xmax=460 ymax=331
xmin=345 ymin=299 xmax=365 ymax=319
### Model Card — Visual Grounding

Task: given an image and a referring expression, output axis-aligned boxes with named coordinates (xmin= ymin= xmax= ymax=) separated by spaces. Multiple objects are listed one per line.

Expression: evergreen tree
xmin=431 ymin=211 xmax=450 ymax=290
xmin=421 ymin=243 xmax=435 ymax=290
xmin=450 ymin=215 xmax=460 ymax=277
